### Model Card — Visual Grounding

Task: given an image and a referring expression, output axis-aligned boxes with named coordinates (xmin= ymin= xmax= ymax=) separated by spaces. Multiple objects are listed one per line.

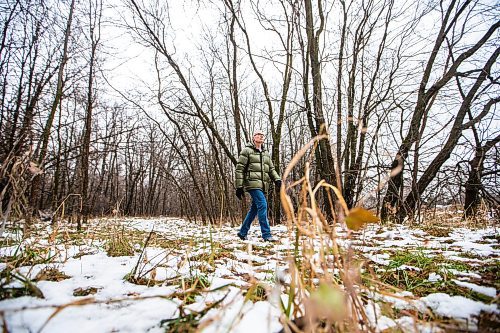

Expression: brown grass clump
xmin=421 ymin=225 xmax=451 ymax=237
xmin=418 ymin=203 xmax=495 ymax=229
xmin=477 ymin=311 xmax=500 ymax=332
xmin=105 ymin=227 xmax=134 ymax=257
xmin=34 ymin=267 xmax=70 ymax=282
xmin=73 ymin=286 xmax=100 ymax=296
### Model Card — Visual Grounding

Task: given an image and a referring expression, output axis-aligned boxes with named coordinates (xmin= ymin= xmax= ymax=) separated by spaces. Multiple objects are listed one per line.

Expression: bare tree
xmin=381 ymin=1 xmax=499 ymax=221
xmin=30 ymin=0 xmax=76 ymax=217
xmin=125 ymin=0 xmax=238 ymax=166
xmin=301 ymin=0 xmax=338 ymax=216
xmin=464 ymin=132 xmax=500 ymax=217
xmin=77 ymin=0 xmax=103 ymax=229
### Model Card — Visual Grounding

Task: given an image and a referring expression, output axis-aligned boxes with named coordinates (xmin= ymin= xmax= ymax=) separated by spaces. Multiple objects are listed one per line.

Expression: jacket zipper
xmin=259 ymin=150 xmax=264 ymax=189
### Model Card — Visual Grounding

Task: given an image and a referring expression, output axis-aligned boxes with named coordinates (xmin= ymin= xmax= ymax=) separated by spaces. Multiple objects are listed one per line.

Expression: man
xmin=235 ymin=129 xmax=281 ymax=242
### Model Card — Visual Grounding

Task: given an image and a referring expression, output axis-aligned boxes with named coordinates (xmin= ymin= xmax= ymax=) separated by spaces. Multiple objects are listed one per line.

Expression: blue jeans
xmin=238 ymin=189 xmax=272 ymax=239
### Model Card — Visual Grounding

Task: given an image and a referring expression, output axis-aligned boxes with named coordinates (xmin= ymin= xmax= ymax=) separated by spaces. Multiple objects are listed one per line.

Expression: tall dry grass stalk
xmin=279 ymin=135 xmax=378 ymax=332
xmin=0 ymin=148 xmax=38 ymax=238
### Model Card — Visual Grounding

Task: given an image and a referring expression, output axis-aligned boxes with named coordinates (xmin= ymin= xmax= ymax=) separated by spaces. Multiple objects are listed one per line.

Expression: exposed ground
xmin=0 ymin=217 xmax=498 ymax=332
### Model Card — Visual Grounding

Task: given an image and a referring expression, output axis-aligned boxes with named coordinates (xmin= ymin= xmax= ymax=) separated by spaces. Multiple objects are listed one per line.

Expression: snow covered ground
xmin=0 ymin=218 xmax=498 ymax=332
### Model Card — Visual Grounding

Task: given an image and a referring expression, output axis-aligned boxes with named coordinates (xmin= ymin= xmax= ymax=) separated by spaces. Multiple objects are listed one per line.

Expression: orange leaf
xmin=345 ymin=207 xmax=379 ymax=231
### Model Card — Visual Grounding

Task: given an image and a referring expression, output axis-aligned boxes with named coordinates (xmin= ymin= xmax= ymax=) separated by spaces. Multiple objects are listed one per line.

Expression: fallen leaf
xmin=345 ymin=207 xmax=379 ymax=231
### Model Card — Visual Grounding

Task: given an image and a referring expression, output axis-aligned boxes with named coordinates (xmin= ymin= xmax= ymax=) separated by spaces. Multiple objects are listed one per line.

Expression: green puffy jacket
xmin=235 ymin=143 xmax=280 ymax=192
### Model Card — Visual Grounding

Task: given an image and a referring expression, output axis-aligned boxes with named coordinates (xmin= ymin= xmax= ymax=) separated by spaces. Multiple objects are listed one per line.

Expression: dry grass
xmin=416 ymin=203 xmax=497 ymax=229
xmin=34 ymin=267 xmax=70 ymax=282
xmin=0 ymin=267 xmax=44 ymax=300
xmin=244 ymin=282 xmax=269 ymax=302
xmin=278 ymin=135 xmax=378 ymax=332
xmin=73 ymin=286 xmax=100 ymax=297
xmin=105 ymin=226 xmax=134 ymax=257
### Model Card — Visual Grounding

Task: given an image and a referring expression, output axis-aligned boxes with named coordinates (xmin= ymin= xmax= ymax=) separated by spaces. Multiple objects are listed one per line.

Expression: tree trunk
xmin=304 ymin=0 xmax=337 ymax=217
xmin=32 ymin=0 xmax=76 ymax=216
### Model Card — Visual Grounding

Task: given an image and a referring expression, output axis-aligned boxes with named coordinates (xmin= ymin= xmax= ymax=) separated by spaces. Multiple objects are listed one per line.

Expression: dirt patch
xmin=73 ymin=286 xmax=101 ymax=296
xmin=476 ymin=311 xmax=500 ymax=332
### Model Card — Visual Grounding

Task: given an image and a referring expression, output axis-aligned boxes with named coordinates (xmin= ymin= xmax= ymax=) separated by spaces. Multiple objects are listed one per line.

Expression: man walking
xmin=235 ymin=129 xmax=281 ymax=242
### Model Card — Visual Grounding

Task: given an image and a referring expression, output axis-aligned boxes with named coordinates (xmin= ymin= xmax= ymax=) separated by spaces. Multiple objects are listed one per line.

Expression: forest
xmin=0 ymin=0 xmax=498 ymax=332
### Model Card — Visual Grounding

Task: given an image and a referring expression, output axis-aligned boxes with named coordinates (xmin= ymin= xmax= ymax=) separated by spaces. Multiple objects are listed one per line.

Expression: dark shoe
xmin=264 ymin=237 xmax=277 ymax=243
xmin=237 ymin=233 xmax=247 ymax=240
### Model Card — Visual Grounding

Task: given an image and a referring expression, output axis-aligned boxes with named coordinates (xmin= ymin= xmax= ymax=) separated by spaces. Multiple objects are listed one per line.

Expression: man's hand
xmin=275 ymin=180 xmax=282 ymax=189
xmin=236 ymin=188 xmax=244 ymax=200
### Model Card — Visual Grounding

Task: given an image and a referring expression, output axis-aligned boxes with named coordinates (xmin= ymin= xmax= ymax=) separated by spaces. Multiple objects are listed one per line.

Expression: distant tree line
xmin=0 ymin=0 xmax=498 ymax=230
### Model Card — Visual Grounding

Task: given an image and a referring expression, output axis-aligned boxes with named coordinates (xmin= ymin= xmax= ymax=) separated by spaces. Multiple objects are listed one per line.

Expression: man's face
xmin=253 ymin=133 xmax=265 ymax=144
